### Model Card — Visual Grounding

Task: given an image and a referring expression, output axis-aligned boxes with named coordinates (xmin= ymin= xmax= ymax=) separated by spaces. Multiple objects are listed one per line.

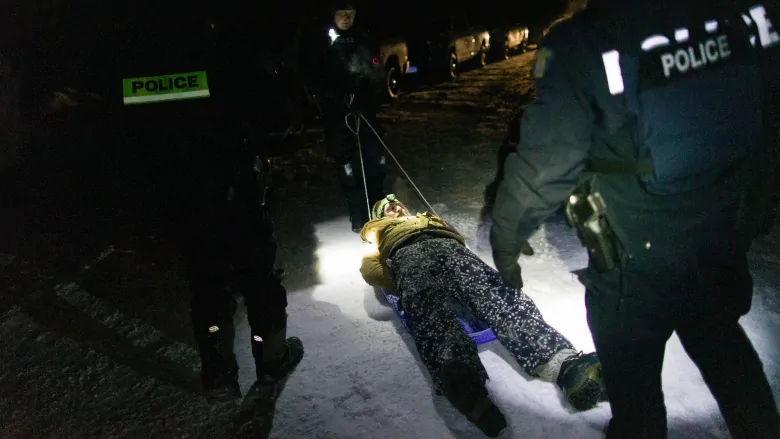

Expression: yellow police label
xmin=122 ymin=71 xmax=210 ymax=105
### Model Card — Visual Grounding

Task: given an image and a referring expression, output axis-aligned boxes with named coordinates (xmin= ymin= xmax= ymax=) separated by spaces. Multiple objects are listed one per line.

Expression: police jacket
xmin=302 ymin=24 xmax=384 ymax=115
xmin=490 ymin=0 xmax=779 ymax=265
xmin=116 ymin=6 xmax=294 ymax=203
xmin=359 ymin=213 xmax=465 ymax=290
xmin=119 ymin=10 xmax=291 ymax=133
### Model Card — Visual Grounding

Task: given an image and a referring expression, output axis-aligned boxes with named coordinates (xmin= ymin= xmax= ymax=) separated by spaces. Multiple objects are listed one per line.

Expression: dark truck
xmin=488 ymin=20 xmax=530 ymax=61
xmin=363 ymin=11 xmax=414 ymax=100
xmin=375 ymin=35 xmax=411 ymax=99
xmin=404 ymin=14 xmax=491 ymax=79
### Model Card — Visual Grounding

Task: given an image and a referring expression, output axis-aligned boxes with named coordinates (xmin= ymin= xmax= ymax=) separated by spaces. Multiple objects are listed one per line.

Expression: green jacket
xmin=359 ymin=212 xmax=465 ymax=290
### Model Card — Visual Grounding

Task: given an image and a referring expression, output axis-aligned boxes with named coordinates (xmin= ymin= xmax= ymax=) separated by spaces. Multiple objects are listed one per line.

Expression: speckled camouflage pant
xmin=390 ymin=236 xmax=575 ymax=388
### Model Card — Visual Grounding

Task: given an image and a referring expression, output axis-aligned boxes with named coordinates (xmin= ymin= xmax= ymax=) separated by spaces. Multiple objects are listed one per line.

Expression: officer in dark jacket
xmin=301 ymin=1 xmax=387 ymax=232
xmin=119 ymin=1 xmax=303 ymax=404
xmin=490 ymin=1 xmax=780 ymax=438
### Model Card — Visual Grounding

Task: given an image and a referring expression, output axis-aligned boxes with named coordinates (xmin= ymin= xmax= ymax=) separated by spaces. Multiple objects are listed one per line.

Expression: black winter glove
xmin=492 ymin=250 xmax=524 ymax=290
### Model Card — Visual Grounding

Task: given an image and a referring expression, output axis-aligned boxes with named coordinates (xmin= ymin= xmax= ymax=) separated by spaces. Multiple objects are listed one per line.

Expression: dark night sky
xmin=1 ymin=0 xmax=567 ymax=96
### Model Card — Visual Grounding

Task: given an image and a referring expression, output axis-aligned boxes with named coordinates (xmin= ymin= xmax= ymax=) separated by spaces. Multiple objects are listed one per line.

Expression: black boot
xmin=234 ymin=330 xmax=304 ymax=438
xmin=251 ymin=326 xmax=304 ymax=392
xmin=197 ymin=323 xmax=241 ymax=404
xmin=438 ymin=360 xmax=508 ymax=437
xmin=556 ymin=351 xmax=603 ymax=411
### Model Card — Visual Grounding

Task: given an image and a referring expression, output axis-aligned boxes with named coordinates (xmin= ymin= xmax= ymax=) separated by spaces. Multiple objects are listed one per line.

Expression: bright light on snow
xmin=314 ymin=241 xmax=363 ymax=284
xmin=308 ymin=217 xmax=375 ymax=319
xmin=313 ymin=218 xmax=364 ymax=285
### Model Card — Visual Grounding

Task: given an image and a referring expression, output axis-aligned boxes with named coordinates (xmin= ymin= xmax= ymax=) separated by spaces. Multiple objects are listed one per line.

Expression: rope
xmin=357 ymin=113 xmax=440 ymax=218
xmin=344 ymin=94 xmax=372 ymax=221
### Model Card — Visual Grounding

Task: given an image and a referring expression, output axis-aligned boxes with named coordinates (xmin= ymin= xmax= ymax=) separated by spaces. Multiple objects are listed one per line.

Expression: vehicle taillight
xmin=371 ymin=57 xmax=379 ymax=65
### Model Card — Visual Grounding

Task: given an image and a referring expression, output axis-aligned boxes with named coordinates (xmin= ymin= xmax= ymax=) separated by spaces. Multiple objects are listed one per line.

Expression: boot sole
xmin=473 ymin=401 xmax=508 ymax=438
xmin=567 ymin=377 xmax=602 ymax=411
xmin=206 ymin=388 xmax=242 ymax=405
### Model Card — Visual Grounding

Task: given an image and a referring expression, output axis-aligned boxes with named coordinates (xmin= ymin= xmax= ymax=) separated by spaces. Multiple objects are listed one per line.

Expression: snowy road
xmin=2 ymin=51 xmax=779 ymax=438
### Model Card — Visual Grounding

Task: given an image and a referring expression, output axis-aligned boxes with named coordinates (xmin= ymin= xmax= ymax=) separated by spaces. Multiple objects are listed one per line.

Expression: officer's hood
xmin=582 ymin=0 xmax=759 ymax=52
xmin=586 ymin=0 xmax=761 ymax=19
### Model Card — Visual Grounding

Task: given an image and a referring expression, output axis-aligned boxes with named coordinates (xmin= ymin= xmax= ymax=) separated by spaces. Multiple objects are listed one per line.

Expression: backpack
xmin=587 ymin=3 xmax=778 ymax=195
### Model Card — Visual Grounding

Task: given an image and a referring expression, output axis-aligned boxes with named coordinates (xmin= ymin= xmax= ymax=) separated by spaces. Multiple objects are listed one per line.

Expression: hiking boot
xmin=259 ymin=336 xmax=305 ymax=381
xmin=438 ymin=360 xmax=508 ymax=437
xmin=556 ymin=351 xmax=602 ymax=411
xmin=252 ymin=325 xmax=304 ymax=382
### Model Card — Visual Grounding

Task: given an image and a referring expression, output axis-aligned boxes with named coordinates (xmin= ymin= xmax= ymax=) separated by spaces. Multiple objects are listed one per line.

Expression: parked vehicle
xmin=489 ymin=23 xmax=530 ymax=60
xmin=405 ymin=14 xmax=491 ymax=79
xmin=376 ymin=35 xmax=411 ymax=99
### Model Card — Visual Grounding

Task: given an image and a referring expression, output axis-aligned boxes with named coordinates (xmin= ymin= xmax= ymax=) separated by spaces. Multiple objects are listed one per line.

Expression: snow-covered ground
xmin=2 ymin=51 xmax=779 ymax=438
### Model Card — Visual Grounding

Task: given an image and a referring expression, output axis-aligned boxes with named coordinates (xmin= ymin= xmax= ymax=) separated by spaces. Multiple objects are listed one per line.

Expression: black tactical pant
xmin=391 ymin=236 xmax=575 ymax=389
xmin=324 ymin=113 xmax=385 ymax=225
xmin=582 ymin=234 xmax=780 ymax=439
xmin=145 ymin=120 xmax=288 ymax=379
xmin=175 ymin=194 xmax=288 ymax=381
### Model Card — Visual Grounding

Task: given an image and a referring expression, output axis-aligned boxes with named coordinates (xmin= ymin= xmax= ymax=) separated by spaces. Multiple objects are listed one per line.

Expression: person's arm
xmin=359 ymin=254 xmax=394 ymax=290
xmin=490 ymin=27 xmax=594 ymax=287
xmin=743 ymin=39 xmax=780 ymax=239
xmin=358 ymin=218 xmax=396 ymax=290
xmin=299 ymin=26 xmax=335 ymax=91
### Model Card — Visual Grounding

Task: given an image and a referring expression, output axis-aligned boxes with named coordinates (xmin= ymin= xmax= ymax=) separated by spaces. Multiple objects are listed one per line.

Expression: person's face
xmin=334 ymin=9 xmax=356 ymax=31
xmin=383 ymin=202 xmax=409 ymax=219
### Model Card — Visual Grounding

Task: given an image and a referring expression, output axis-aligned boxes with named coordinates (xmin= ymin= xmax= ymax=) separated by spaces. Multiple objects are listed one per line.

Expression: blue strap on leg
xmin=379 ymin=289 xmax=497 ymax=344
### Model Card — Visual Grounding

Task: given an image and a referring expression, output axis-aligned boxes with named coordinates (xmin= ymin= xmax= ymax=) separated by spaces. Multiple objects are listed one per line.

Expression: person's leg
xmin=358 ymin=126 xmax=386 ymax=206
xmin=391 ymin=239 xmax=506 ymax=437
xmin=228 ymin=201 xmax=303 ymax=384
xmin=393 ymin=242 xmax=487 ymax=388
xmin=583 ymin=264 xmax=678 ymax=439
xmin=443 ymin=241 xmax=599 ymax=409
xmin=344 ymin=128 xmax=385 ymax=230
xmin=324 ymin=123 xmax=365 ymax=229
xmin=678 ymin=321 xmax=780 ymax=438
xmin=179 ymin=208 xmax=241 ymax=403
xmin=676 ymin=242 xmax=780 ymax=439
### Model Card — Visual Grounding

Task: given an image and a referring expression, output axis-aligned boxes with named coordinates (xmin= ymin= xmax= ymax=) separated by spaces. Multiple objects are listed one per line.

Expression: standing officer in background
xmin=300 ymin=1 xmax=387 ymax=232
xmin=119 ymin=0 xmax=303 ymax=405
xmin=490 ymin=0 xmax=780 ymax=438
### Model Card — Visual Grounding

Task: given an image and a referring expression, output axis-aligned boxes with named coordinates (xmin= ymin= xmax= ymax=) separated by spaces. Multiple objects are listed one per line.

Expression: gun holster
xmin=228 ymin=133 xmax=273 ymax=206
xmin=565 ymin=184 xmax=621 ymax=272
xmin=253 ymin=155 xmax=272 ymax=206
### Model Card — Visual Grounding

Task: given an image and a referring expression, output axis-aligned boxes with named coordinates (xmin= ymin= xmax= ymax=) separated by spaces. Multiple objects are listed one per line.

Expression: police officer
xmin=301 ymin=1 xmax=387 ymax=232
xmin=0 ymin=51 xmax=21 ymax=172
xmin=119 ymin=1 xmax=303 ymax=404
xmin=490 ymin=1 xmax=780 ymax=438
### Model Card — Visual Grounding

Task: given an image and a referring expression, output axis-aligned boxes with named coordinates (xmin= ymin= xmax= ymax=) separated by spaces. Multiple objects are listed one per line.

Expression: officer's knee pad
xmin=339 ymin=162 xmax=357 ymax=187
xmin=359 ymin=155 xmax=386 ymax=179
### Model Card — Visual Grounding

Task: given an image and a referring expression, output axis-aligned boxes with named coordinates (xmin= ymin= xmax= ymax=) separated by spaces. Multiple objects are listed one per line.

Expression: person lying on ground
xmin=358 ymin=195 xmax=605 ymax=438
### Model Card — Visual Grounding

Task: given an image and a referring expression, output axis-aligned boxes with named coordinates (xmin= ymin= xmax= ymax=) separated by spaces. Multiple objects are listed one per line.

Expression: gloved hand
xmin=343 ymin=92 xmax=357 ymax=109
xmin=492 ymin=250 xmax=523 ymax=290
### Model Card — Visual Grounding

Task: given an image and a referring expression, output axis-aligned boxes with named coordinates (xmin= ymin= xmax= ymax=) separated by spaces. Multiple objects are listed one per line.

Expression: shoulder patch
xmin=533 ymin=47 xmax=554 ymax=78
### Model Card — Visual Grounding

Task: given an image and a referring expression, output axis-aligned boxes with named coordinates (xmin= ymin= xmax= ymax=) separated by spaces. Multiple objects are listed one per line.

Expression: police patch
xmin=533 ymin=47 xmax=554 ymax=78
xmin=637 ymin=25 xmax=752 ymax=91
xmin=122 ymin=71 xmax=210 ymax=105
